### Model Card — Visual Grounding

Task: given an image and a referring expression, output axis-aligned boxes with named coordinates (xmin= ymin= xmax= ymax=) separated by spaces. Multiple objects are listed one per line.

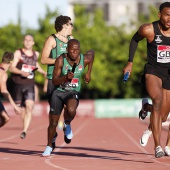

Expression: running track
xmin=0 ymin=115 xmax=170 ymax=170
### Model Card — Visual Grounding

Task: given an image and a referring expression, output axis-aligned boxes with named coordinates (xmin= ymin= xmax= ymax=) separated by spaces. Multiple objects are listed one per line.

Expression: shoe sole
xmin=42 ymin=154 xmax=51 ymax=157
xmin=20 ymin=132 xmax=26 ymax=139
xmin=139 ymin=110 xmax=147 ymax=120
xmin=155 ymin=151 xmax=165 ymax=158
xmin=64 ymin=135 xmax=71 ymax=144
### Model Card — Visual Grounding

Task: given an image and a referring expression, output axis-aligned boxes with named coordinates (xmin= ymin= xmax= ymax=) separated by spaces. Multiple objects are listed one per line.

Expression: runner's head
xmin=67 ymin=39 xmax=80 ymax=61
xmin=2 ymin=51 xmax=14 ymax=64
xmin=158 ymin=2 xmax=170 ymax=29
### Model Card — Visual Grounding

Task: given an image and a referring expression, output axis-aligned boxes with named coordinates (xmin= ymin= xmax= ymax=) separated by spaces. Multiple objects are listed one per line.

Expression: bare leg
xmin=145 ymin=74 xmax=164 ymax=157
xmin=0 ymin=111 xmax=9 ymax=127
xmin=23 ymin=100 xmax=34 ymax=133
xmin=47 ymin=114 xmax=60 ymax=147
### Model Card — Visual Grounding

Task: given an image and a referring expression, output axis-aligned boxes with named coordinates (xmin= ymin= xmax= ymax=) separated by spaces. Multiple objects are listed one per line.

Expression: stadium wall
xmin=3 ymin=99 xmax=151 ymax=118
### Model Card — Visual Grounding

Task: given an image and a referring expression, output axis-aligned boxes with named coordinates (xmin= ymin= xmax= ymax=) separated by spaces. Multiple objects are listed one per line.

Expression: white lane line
xmin=44 ymin=119 xmax=90 ymax=169
xmin=110 ymin=119 xmax=170 ymax=166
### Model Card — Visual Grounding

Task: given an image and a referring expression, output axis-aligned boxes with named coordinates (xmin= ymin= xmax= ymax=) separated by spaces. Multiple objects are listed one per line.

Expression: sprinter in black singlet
xmin=123 ymin=2 xmax=170 ymax=158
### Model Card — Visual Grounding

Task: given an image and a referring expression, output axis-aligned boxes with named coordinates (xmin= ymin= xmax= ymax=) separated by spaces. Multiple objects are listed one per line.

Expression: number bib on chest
xmin=21 ymin=64 xmax=36 ymax=79
xmin=157 ymin=45 xmax=170 ymax=63
xmin=60 ymin=78 xmax=79 ymax=91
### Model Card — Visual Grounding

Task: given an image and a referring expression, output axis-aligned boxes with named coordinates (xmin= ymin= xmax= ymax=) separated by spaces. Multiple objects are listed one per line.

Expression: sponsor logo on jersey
xmin=78 ymin=65 xmax=83 ymax=71
xmin=155 ymin=35 xmax=162 ymax=43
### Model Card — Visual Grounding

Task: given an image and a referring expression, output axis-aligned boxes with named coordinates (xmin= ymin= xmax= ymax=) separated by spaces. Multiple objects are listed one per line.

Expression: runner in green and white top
xmin=41 ymin=15 xmax=74 ymax=102
xmin=41 ymin=15 xmax=94 ymax=153
xmin=42 ymin=39 xmax=94 ymax=157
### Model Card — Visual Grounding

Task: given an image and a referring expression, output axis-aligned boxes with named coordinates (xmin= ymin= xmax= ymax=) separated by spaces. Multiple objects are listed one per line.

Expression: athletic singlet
xmin=147 ymin=20 xmax=170 ymax=67
xmin=11 ymin=49 xmax=37 ymax=85
xmin=47 ymin=34 xmax=71 ymax=79
xmin=56 ymin=54 xmax=84 ymax=92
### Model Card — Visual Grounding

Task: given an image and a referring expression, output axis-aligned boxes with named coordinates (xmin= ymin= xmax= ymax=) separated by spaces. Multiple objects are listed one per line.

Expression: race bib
xmin=157 ymin=45 xmax=170 ymax=63
xmin=21 ymin=64 xmax=36 ymax=79
xmin=60 ymin=78 xmax=79 ymax=90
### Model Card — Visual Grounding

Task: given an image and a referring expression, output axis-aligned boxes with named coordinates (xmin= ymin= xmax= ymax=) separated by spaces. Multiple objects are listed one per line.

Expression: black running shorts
xmin=12 ymin=83 xmax=35 ymax=107
xmin=50 ymin=90 xmax=79 ymax=115
xmin=144 ymin=63 xmax=170 ymax=90
xmin=47 ymin=79 xmax=55 ymax=104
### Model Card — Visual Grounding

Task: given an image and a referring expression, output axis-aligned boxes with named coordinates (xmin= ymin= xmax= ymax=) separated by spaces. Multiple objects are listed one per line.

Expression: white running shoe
xmin=155 ymin=146 xmax=165 ymax=158
xmin=140 ymin=129 xmax=152 ymax=147
xmin=139 ymin=98 xmax=149 ymax=120
xmin=164 ymin=146 xmax=170 ymax=156
xmin=42 ymin=146 xmax=52 ymax=157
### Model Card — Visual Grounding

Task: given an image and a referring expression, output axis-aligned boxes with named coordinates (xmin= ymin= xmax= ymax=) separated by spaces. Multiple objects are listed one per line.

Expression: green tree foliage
xmin=72 ymin=4 xmax=159 ymax=99
xmin=0 ymin=4 xmax=159 ymax=99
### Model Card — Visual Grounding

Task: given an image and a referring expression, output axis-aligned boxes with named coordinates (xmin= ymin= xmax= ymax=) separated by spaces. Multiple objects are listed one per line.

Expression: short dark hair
xmin=68 ymin=39 xmax=80 ymax=48
xmin=2 ymin=52 xmax=14 ymax=64
xmin=159 ymin=2 xmax=170 ymax=12
xmin=54 ymin=15 xmax=71 ymax=32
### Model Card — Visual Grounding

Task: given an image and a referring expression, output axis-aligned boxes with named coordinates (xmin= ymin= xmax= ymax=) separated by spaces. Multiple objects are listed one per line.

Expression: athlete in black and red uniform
xmin=123 ymin=2 xmax=170 ymax=158
xmin=10 ymin=34 xmax=46 ymax=139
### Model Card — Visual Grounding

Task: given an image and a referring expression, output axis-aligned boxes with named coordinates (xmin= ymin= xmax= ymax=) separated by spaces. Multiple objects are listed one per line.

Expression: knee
xmin=49 ymin=119 xmax=58 ymax=128
xmin=67 ymin=107 xmax=76 ymax=117
xmin=153 ymin=98 xmax=162 ymax=111
xmin=161 ymin=114 xmax=168 ymax=122
xmin=0 ymin=115 xmax=9 ymax=127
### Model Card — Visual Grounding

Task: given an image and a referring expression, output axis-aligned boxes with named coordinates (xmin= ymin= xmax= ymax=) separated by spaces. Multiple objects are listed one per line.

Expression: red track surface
xmin=0 ymin=115 xmax=170 ymax=170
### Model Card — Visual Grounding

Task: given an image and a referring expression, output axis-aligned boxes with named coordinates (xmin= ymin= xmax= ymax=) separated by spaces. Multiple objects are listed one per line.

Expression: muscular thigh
xmin=161 ymin=89 xmax=170 ymax=119
xmin=67 ymin=99 xmax=79 ymax=111
xmin=145 ymin=74 xmax=162 ymax=100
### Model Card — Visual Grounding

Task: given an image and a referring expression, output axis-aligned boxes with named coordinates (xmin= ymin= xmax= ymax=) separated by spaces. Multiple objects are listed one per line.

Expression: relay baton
xmin=123 ymin=72 xmax=130 ymax=82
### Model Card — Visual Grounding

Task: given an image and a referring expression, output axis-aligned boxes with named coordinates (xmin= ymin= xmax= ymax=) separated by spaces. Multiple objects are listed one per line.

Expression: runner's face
xmin=159 ymin=7 xmax=170 ymax=29
xmin=68 ymin=43 xmax=80 ymax=61
xmin=65 ymin=20 xmax=73 ymax=35
xmin=23 ymin=35 xmax=34 ymax=50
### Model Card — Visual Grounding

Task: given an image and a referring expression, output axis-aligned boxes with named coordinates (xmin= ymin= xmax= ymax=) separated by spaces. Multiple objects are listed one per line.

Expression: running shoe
xmin=139 ymin=98 xmax=149 ymax=120
xmin=155 ymin=146 xmax=165 ymax=158
xmin=164 ymin=146 xmax=170 ymax=156
xmin=20 ymin=132 xmax=26 ymax=139
xmin=52 ymin=132 xmax=58 ymax=151
xmin=63 ymin=122 xmax=73 ymax=144
xmin=42 ymin=146 xmax=52 ymax=157
xmin=140 ymin=129 xmax=152 ymax=147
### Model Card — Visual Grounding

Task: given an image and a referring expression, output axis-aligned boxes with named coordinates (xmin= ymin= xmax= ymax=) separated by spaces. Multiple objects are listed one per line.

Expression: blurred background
xmin=0 ymin=0 xmax=165 ymax=102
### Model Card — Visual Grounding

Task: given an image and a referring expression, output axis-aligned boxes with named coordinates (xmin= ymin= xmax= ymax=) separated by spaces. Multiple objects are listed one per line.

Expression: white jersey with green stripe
xmin=56 ymin=54 xmax=84 ymax=92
